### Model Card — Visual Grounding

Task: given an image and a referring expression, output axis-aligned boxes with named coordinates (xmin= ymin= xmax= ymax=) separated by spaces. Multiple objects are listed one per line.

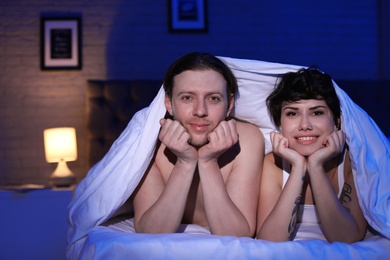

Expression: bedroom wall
xmin=0 ymin=0 xmax=388 ymax=185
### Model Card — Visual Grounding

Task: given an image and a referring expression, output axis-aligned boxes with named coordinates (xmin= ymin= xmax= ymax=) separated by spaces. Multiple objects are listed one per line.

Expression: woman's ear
xmin=165 ymin=95 xmax=173 ymax=116
xmin=335 ymin=118 xmax=341 ymax=130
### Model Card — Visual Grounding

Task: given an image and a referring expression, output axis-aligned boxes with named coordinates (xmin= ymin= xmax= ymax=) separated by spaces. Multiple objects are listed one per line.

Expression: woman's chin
xmin=297 ymin=147 xmax=320 ymax=157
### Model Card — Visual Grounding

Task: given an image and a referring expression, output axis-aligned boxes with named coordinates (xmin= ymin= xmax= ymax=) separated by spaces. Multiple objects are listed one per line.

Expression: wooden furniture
xmin=87 ymin=79 xmax=161 ymax=168
xmin=0 ymin=187 xmax=73 ymax=260
xmin=86 ymin=80 xmax=390 ymax=170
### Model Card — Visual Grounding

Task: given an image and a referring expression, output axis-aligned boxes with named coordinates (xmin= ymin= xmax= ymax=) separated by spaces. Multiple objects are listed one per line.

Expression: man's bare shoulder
xmin=235 ymin=120 xmax=264 ymax=144
xmin=231 ymin=120 xmax=264 ymax=169
xmin=264 ymin=152 xmax=277 ymax=165
xmin=264 ymin=152 xmax=283 ymax=175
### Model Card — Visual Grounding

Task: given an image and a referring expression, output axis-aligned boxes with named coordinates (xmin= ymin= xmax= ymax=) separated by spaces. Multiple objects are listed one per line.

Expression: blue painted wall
xmin=0 ymin=0 xmax=388 ymax=185
xmin=105 ymin=1 xmax=380 ymax=80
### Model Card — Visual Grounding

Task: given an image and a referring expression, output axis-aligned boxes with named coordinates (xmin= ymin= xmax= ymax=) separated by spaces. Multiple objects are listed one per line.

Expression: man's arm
xmin=132 ymin=155 xmax=196 ymax=233
xmin=198 ymin=121 xmax=264 ymax=237
xmin=132 ymin=119 xmax=198 ymax=233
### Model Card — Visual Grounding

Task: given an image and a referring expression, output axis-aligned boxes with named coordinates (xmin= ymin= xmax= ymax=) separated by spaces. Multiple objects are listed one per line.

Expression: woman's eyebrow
xmin=309 ymin=105 xmax=327 ymax=110
xmin=282 ymin=106 xmax=299 ymax=111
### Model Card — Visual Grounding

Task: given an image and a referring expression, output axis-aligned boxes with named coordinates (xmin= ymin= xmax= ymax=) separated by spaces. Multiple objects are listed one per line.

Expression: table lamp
xmin=44 ymin=127 xmax=77 ymax=186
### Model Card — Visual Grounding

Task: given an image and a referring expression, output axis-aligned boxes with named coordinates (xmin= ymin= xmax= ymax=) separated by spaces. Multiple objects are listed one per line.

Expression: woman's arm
xmin=257 ymin=153 xmax=306 ymax=241
xmin=308 ymin=154 xmax=367 ymax=243
xmin=307 ymin=131 xmax=367 ymax=243
xmin=257 ymin=132 xmax=308 ymax=241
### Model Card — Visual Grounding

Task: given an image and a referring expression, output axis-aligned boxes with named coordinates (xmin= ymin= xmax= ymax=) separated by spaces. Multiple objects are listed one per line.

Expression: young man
xmin=132 ymin=52 xmax=264 ymax=237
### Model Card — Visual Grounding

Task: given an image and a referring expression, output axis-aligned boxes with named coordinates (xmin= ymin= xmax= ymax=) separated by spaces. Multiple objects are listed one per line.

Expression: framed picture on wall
xmin=168 ymin=0 xmax=207 ymax=32
xmin=40 ymin=17 xmax=82 ymax=70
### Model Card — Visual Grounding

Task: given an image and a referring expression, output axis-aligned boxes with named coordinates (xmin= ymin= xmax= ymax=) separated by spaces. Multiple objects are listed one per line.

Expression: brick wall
xmin=0 ymin=0 xmax=386 ymax=185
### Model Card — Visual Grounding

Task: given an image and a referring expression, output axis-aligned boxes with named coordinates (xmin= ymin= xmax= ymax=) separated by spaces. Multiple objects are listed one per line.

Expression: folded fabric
xmin=66 ymin=57 xmax=390 ymax=259
xmin=80 ymin=226 xmax=390 ymax=259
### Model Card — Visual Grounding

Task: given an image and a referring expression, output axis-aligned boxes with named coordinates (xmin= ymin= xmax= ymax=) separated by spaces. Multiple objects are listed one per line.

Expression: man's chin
xmin=189 ymin=139 xmax=209 ymax=149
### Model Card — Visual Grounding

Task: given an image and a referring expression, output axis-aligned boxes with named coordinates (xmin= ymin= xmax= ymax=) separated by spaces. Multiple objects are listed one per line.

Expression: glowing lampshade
xmin=44 ymin=127 xmax=77 ymax=186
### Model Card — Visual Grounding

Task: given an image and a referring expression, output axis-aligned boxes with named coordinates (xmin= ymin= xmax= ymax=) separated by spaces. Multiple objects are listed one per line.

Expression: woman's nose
xmin=299 ymin=115 xmax=313 ymax=130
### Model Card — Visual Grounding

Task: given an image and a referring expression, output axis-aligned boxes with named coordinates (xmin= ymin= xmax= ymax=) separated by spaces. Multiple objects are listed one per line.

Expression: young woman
xmin=256 ymin=67 xmax=367 ymax=243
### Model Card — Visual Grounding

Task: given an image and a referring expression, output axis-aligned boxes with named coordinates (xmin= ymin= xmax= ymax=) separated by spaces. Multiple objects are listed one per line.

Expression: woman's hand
xmin=270 ymin=132 xmax=306 ymax=169
xmin=307 ymin=130 xmax=346 ymax=172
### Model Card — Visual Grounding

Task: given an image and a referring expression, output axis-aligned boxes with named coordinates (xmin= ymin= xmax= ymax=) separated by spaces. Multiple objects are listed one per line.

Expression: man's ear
xmin=165 ymin=95 xmax=173 ymax=116
xmin=226 ymin=95 xmax=234 ymax=117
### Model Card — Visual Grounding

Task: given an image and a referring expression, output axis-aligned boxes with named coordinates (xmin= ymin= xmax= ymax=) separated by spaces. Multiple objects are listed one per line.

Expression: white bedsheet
xmin=66 ymin=57 xmax=390 ymax=259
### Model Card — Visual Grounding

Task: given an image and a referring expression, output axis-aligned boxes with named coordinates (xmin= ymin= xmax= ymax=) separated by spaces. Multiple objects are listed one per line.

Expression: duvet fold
xmin=67 ymin=57 xmax=390 ymax=259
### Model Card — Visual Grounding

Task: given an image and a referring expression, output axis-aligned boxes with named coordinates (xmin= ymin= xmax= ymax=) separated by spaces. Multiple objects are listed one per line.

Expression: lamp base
xmin=49 ymin=160 xmax=76 ymax=187
xmin=50 ymin=175 xmax=76 ymax=187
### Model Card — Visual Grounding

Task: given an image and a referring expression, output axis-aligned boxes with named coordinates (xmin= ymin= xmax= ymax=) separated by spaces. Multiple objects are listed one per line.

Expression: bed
xmin=67 ymin=57 xmax=390 ymax=259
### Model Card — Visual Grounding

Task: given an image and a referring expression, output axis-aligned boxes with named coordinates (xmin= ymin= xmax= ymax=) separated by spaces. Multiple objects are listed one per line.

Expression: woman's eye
xmin=312 ymin=110 xmax=324 ymax=116
xmin=286 ymin=111 xmax=297 ymax=116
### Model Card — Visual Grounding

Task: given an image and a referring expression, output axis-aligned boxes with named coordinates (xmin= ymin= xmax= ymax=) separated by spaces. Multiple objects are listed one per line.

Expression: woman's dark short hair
xmin=163 ymin=52 xmax=238 ymax=99
xmin=267 ymin=66 xmax=341 ymax=128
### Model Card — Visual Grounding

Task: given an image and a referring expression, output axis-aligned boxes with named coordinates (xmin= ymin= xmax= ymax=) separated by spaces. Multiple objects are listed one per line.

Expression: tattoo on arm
xmin=340 ymin=183 xmax=352 ymax=212
xmin=288 ymin=194 xmax=301 ymax=240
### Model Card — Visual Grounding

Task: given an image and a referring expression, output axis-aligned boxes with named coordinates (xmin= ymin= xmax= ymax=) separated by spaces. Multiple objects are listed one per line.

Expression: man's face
xmin=165 ymin=69 xmax=233 ymax=147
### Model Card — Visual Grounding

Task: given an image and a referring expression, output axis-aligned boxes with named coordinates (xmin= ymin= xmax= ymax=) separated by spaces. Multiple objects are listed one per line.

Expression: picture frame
xmin=40 ymin=17 xmax=82 ymax=70
xmin=168 ymin=0 xmax=207 ymax=33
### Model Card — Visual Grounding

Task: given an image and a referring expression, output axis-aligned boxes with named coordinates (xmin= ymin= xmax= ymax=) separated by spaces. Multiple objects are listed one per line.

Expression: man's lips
xmin=188 ymin=122 xmax=210 ymax=132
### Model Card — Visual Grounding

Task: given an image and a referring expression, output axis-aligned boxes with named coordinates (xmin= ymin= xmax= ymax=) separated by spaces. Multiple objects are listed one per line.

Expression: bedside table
xmin=0 ymin=187 xmax=73 ymax=260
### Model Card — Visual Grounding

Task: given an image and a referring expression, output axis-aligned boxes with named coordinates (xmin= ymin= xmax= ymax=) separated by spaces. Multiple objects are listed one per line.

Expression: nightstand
xmin=0 ymin=187 xmax=73 ymax=260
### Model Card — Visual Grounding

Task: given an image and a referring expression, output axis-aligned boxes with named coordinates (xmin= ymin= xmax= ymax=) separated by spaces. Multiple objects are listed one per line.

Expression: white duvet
xmin=67 ymin=57 xmax=390 ymax=259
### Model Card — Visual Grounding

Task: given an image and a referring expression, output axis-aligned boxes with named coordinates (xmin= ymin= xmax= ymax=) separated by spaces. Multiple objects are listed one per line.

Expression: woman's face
xmin=280 ymin=99 xmax=338 ymax=156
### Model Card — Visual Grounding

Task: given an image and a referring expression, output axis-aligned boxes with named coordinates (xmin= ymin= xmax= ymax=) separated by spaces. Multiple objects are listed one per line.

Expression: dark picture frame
xmin=168 ymin=0 xmax=207 ymax=33
xmin=40 ymin=17 xmax=82 ymax=70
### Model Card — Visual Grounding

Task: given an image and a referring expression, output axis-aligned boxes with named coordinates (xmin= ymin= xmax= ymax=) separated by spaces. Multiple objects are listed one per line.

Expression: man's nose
xmin=194 ymin=100 xmax=207 ymax=117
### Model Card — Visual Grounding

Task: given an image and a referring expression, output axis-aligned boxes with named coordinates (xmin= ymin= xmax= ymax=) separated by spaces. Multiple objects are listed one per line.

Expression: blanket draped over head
xmin=66 ymin=57 xmax=390 ymax=259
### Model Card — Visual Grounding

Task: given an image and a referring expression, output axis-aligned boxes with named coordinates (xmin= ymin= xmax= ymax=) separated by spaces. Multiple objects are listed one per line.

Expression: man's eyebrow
xmin=176 ymin=91 xmax=224 ymax=96
xmin=176 ymin=91 xmax=194 ymax=95
xmin=207 ymin=91 xmax=224 ymax=96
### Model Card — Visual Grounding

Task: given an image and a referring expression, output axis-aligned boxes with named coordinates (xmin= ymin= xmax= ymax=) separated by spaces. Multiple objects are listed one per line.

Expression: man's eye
xmin=208 ymin=96 xmax=221 ymax=103
xmin=181 ymin=95 xmax=192 ymax=101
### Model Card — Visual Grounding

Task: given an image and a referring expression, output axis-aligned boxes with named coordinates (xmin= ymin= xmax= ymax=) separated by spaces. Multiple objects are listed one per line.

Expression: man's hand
xmin=159 ymin=118 xmax=198 ymax=164
xmin=198 ymin=119 xmax=239 ymax=163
